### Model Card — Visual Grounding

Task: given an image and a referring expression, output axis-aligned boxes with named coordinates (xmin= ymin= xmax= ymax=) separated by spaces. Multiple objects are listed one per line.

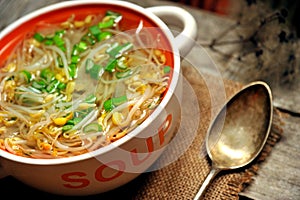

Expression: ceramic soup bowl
xmin=0 ymin=0 xmax=197 ymax=195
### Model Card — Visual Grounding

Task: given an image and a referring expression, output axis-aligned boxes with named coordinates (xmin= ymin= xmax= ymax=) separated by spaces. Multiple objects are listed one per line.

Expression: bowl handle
xmin=146 ymin=6 xmax=197 ymax=57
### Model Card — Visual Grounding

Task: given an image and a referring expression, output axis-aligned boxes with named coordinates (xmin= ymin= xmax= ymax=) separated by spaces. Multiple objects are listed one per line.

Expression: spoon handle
xmin=193 ymin=167 xmax=221 ymax=200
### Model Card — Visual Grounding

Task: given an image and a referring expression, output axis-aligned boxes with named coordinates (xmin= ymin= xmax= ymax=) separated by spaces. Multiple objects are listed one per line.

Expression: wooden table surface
xmin=0 ymin=0 xmax=299 ymax=199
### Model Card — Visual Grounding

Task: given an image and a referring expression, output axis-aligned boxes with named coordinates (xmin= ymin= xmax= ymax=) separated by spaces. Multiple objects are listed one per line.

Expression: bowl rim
xmin=0 ymin=0 xmax=181 ymax=165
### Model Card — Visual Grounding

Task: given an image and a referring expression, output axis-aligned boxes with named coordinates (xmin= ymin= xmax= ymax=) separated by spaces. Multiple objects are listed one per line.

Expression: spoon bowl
xmin=194 ymin=81 xmax=273 ymax=200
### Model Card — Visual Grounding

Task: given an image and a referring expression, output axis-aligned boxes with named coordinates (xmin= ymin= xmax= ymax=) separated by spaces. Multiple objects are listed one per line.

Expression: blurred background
xmin=168 ymin=0 xmax=300 ymax=113
xmin=170 ymin=0 xmax=300 ymax=37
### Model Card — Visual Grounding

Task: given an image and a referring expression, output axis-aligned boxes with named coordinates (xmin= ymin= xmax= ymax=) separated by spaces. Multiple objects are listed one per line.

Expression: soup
xmin=0 ymin=10 xmax=172 ymax=158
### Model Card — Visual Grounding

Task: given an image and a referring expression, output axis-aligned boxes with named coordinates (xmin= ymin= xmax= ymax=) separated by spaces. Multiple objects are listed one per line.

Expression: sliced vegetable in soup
xmin=0 ymin=10 xmax=172 ymax=158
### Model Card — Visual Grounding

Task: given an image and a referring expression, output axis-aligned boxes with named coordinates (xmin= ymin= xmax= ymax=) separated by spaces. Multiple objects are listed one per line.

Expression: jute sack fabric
xmin=92 ymin=64 xmax=283 ymax=200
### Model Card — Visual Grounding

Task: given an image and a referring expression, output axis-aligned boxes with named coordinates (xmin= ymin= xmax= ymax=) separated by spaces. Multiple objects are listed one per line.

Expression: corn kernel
xmin=44 ymin=94 xmax=54 ymax=103
xmin=85 ymin=15 xmax=93 ymax=24
xmin=102 ymin=16 xmax=111 ymax=22
xmin=51 ymin=149 xmax=58 ymax=157
xmin=55 ymin=73 xmax=66 ymax=83
xmin=154 ymin=49 xmax=162 ymax=56
xmin=74 ymin=20 xmax=85 ymax=28
xmin=61 ymin=21 xmax=71 ymax=29
xmin=66 ymin=81 xmax=75 ymax=93
xmin=29 ymin=38 xmax=41 ymax=47
xmin=137 ymin=84 xmax=146 ymax=94
xmin=159 ymin=54 xmax=166 ymax=64
xmin=66 ymin=81 xmax=75 ymax=102
xmin=112 ymin=112 xmax=124 ymax=126
xmin=53 ymin=117 xmax=68 ymax=126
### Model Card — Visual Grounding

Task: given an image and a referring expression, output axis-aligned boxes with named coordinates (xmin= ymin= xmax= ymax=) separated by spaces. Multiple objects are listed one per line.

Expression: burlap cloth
xmin=86 ymin=64 xmax=283 ymax=200
xmin=0 ymin=64 xmax=283 ymax=200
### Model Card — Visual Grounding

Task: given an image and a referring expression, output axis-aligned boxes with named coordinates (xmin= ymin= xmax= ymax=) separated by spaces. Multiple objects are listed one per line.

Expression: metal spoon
xmin=193 ymin=81 xmax=273 ymax=200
